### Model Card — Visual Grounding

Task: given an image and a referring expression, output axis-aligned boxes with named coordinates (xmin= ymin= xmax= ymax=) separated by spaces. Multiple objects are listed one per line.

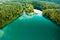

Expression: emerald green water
xmin=0 ymin=13 xmax=60 ymax=40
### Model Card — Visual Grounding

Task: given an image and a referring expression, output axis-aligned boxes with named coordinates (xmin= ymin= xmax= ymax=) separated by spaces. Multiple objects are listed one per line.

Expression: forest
xmin=0 ymin=2 xmax=23 ymax=28
xmin=43 ymin=9 xmax=60 ymax=25
xmin=0 ymin=2 xmax=34 ymax=28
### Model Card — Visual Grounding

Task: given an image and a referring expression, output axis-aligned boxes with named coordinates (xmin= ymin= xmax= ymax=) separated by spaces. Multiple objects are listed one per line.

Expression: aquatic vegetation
xmin=42 ymin=9 xmax=60 ymax=25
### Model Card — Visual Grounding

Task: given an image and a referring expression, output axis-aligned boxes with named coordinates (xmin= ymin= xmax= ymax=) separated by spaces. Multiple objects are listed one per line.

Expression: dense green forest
xmin=24 ymin=3 xmax=34 ymax=15
xmin=30 ymin=1 xmax=60 ymax=10
xmin=43 ymin=9 xmax=60 ymax=25
xmin=0 ymin=2 xmax=34 ymax=29
xmin=0 ymin=2 xmax=23 ymax=28
xmin=11 ymin=0 xmax=60 ymax=4
xmin=10 ymin=0 xmax=60 ymax=10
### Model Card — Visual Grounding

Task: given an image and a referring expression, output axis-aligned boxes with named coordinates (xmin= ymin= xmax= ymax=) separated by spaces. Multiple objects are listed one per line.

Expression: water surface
xmin=0 ymin=9 xmax=60 ymax=40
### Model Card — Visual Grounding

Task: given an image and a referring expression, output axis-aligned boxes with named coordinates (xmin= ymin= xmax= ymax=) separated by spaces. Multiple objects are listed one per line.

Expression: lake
xmin=0 ymin=9 xmax=60 ymax=40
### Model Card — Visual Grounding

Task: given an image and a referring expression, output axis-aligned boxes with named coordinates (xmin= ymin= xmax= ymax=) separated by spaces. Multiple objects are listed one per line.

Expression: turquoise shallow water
xmin=0 ymin=14 xmax=60 ymax=40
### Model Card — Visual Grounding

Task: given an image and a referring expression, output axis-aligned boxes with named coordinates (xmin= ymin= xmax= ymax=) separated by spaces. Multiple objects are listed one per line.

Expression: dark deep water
xmin=0 ymin=13 xmax=60 ymax=40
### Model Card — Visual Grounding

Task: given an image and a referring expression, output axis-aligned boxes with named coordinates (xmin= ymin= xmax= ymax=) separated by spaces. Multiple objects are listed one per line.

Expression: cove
xmin=0 ymin=9 xmax=60 ymax=40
